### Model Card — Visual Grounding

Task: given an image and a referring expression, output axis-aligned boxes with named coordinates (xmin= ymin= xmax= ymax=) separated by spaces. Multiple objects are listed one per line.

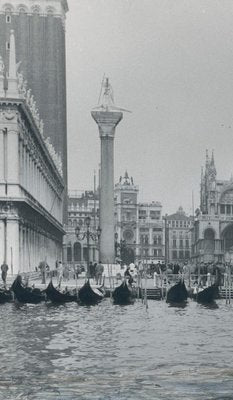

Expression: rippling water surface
xmin=0 ymin=299 xmax=233 ymax=399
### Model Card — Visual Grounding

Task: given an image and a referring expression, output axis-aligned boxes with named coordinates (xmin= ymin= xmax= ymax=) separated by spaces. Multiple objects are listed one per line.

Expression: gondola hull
xmin=196 ymin=284 xmax=219 ymax=304
xmin=11 ymin=276 xmax=46 ymax=304
xmin=78 ymin=280 xmax=104 ymax=305
xmin=0 ymin=288 xmax=13 ymax=303
xmin=45 ymin=281 xmax=77 ymax=303
xmin=166 ymin=280 xmax=188 ymax=303
xmin=112 ymin=281 xmax=135 ymax=305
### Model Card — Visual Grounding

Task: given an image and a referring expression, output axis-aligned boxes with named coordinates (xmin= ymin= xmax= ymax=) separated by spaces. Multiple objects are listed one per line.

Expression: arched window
xmin=73 ymin=242 xmax=81 ymax=261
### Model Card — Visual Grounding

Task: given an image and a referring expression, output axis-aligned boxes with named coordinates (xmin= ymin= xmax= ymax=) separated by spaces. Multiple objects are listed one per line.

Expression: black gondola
xmin=11 ymin=275 xmax=46 ymax=304
xmin=45 ymin=280 xmax=77 ymax=303
xmin=195 ymin=284 xmax=219 ymax=304
xmin=166 ymin=279 xmax=188 ymax=303
xmin=194 ymin=267 xmax=221 ymax=304
xmin=78 ymin=279 xmax=104 ymax=305
xmin=0 ymin=288 xmax=13 ymax=303
xmin=112 ymin=281 xmax=135 ymax=305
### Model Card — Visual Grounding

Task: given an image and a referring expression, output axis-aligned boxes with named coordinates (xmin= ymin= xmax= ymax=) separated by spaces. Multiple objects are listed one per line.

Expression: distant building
xmin=65 ymin=172 xmax=164 ymax=266
xmin=115 ymin=172 xmax=164 ymax=264
xmin=64 ymin=190 xmax=99 ymax=265
xmin=166 ymin=207 xmax=193 ymax=264
xmin=192 ymin=151 xmax=233 ymax=264
xmin=0 ymin=33 xmax=64 ymax=273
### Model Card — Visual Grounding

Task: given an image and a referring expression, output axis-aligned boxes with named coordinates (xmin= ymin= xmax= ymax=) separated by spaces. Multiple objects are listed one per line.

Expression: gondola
xmin=11 ymin=275 xmax=46 ymax=304
xmin=194 ymin=267 xmax=220 ymax=304
xmin=45 ymin=280 xmax=77 ymax=303
xmin=0 ymin=287 xmax=13 ymax=303
xmin=78 ymin=279 xmax=104 ymax=305
xmin=195 ymin=284 xmax=219 ymax=304
xmin=112 ymin=280 xmax=135 ymax=305
xmin=166 ymin=279 xmax=188 ymax=303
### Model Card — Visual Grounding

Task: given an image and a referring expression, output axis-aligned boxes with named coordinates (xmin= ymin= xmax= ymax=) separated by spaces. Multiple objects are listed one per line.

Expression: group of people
xmin=89 ymin=262 xmax=105 ymax=284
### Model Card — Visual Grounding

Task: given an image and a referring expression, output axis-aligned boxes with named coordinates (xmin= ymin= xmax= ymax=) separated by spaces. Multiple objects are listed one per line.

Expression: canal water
xmin=0 ymin=299 xmax=233 ymax=400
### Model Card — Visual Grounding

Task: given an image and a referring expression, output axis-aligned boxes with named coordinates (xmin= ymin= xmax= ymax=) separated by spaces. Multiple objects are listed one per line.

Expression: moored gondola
xmin=0 ymin=288 xmax=13 ymax=303
xmin=11 ymin=275 xmax=46 ymax=304
xmin=45 ymin=280 xmax=77 ymax=303
xmin=166 ymin=279 xmax=188 ymax=303
xmin=112 ymin=280 xmax=135 ymax=305
xmin=78 ymin=279 xmax=104 ymax=305
xmin=195 ymin=284 xmax=219 ymax=304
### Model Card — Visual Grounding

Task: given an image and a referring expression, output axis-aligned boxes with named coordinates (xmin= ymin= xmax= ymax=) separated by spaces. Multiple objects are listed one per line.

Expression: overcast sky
xmin=66 ymin=0 xmax=233 ymax=215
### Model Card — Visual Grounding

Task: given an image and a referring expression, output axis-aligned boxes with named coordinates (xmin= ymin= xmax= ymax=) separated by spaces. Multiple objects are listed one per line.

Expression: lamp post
xmin=75 ymin=216 xmax=101 ymax=277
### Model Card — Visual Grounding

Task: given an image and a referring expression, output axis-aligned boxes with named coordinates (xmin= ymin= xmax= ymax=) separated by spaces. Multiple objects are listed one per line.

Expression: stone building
xmin=65 ymin=190 xmax=100 ymax=265
xmin=0 ymin=0 xmax=68 ymax=218
xmin=192 ymin=151 xmax=233 ymax=264
xmin=64 ymin=172 xmax=164 ymax=266
xmin=115 ymin=172 xmax=164 ymax=264
xmin=165 ymin=207 xmax=193 ymax=264
xmin=0 ymin=31 xmax=64 ymax=274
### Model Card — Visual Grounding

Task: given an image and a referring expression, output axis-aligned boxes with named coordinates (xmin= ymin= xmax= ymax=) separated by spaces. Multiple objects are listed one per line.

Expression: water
xmin=0 ymin=299 xmax=233 ymax=399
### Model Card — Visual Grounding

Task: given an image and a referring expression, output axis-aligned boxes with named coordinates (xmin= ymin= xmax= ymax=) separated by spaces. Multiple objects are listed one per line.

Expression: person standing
xmin=1 ymin=262 xmax=8 ymax=288
xmin=95 ymin=261 xmax=104 ymax=285
xmin=57 ymin=261 xmax=63 ymax=288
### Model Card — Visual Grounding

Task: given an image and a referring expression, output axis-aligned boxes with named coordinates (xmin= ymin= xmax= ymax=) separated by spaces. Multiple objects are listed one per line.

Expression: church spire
xmin=209 ymin=149 xmax=216 ymax=177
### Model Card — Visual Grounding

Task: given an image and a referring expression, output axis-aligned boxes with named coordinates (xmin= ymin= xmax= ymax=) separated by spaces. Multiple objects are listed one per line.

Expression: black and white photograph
xmin=0 ymin=0 xmax=233 ymax=399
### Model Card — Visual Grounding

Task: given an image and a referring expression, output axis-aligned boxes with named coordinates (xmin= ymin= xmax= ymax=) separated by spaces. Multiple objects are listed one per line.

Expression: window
xmin=185 ymin=240 xmax=189 ymax=248
xmin=185 ymin=251 xmax=190 ymax=259
xmin=220 ymin=204 xmax=225 ymax=214
xmin=176 ymin=221 xmax=179 ymax=227
xmin=6 ymin=42 xmax=10 ymax=50
xmin=153 ymin=249 xmax=158 ymax=257
xmin=172 ymin=250 xmax=177 ymax=259
xmin=180 ymin=221 xmax=183 ymax=227
xmin=180 ymin=239 xmax=183 ymax=248
xmin=67 ymin=246 xmax=72 ymax=262
xmin=158 ymin=236 xmax=162 ymax=245
xmin=6 ymin=15 xmax=11 ymax=23
xmin=179 ymin=251 xmax=184 ymax=259
xmin=172 ymin=221 xmax=175 ymax=227
xmin=227 ymin=205 xmax=231 ymax=215
xmin=158 ymin=249 xmax=162 ymax=257
xmin=173 ymin=239 xmax=176 ymax=248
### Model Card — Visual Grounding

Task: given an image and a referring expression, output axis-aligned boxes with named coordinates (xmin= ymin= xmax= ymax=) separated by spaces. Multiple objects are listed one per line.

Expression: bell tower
xmin=0 ymin=0 xmax=68 ymax=219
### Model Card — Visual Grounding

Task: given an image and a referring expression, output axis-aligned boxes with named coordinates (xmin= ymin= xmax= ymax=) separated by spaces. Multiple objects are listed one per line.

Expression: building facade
xmin=166 ymin=207 xmax=193 ymax=264
xmin=192 ymin=151 xmax=233 ymax=264
xmin=0 ymin=0 xmax=68 ymax=218
xmin=64 ymin=190 xmax=100 ymax=266
xmin=65 ymin=172 xmax=164 ymax=266
xmin=0 ymin=32 xmax=64 ymax=274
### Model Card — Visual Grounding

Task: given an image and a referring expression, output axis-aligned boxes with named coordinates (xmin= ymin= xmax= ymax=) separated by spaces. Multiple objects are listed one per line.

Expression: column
xmin=91 ymin=111 xmax=123 ymax=263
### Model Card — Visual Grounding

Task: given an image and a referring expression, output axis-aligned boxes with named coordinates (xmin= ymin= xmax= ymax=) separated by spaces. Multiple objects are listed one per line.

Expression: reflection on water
xmin=0 ymin=299 xmax=233 ymax=399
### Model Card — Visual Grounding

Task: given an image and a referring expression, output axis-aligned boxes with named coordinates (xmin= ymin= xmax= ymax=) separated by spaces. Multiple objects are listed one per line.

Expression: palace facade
xmin=0 ymin=31 xmax=64 ymax=274
xmin=192 ymin=151 xmax=233 ymax=264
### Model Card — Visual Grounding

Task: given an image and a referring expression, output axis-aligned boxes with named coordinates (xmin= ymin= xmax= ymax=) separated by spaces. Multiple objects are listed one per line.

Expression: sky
xmin=66 ymin=0 xmax=233 ymax=215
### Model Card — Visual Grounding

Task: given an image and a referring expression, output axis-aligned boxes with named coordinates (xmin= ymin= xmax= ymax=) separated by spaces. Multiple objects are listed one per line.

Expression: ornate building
xmin=0 ymin=0 xmax=68 ymax=219
xmin=165 ymin=207 xmax=193 ymax=264
xmin=64 ymin=172 xmax=164 ymax=266
xmin=0 ymin=31 xmax=65 ymax=273
xmin=192 ymin=151 xmax=233 ymax=264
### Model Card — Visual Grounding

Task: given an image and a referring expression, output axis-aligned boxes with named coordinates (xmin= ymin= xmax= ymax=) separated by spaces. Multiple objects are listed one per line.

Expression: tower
xmin=0 ymin=0 xmax=68 ymax=218
xmin=91 ymin=78 xmax=123 ymax=263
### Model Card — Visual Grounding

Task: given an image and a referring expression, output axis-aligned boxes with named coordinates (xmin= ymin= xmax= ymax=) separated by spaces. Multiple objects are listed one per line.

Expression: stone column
xmin=91 ymin=111 xmax=123 ymax=264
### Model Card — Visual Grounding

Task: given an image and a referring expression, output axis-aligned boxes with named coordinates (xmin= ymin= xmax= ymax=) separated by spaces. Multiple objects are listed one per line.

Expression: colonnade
xmin=18 ymin=137 xmax=62 ymax=223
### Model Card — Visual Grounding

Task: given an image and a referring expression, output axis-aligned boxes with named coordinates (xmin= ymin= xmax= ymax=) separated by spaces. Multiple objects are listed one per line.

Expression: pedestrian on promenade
xmin=38 ymin=261 xmax=47 ymax=284
xmin=57 ymin=261 xmax=63 ymax=288
xmin=1 ymin=262 xmax=8 ymax=288
xmin=95 ymin=261 xmax=104 ymax=285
